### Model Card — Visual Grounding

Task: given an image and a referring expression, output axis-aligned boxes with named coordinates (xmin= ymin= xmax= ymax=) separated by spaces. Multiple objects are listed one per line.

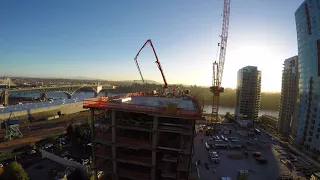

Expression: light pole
xmin=28 ymin=127 xmax=31 ymax=143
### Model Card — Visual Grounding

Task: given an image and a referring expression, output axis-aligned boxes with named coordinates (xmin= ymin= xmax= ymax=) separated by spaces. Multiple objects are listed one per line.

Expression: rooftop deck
xmin=83 ymin=93 xmax=202 ymax=119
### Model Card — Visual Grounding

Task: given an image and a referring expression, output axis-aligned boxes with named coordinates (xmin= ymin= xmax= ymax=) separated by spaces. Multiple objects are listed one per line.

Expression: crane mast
xmin=210 ymin=0 xmax=231 ymax=122
xmin=134 ymin=39 xmax=168 ymax=89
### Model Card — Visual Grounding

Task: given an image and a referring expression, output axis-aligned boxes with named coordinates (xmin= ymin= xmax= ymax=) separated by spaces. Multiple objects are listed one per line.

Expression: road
xmin=0 ymin=111 xmax=89 ymax=152
xmin=0 ymin=98 xmax=79 ymax=114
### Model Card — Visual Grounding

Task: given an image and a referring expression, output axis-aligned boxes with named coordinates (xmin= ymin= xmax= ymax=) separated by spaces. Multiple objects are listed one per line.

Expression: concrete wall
xmin=0 ymin=102 xmax=86 ymax=122
xmin=40 ymin=149 xmax=88 ymax=173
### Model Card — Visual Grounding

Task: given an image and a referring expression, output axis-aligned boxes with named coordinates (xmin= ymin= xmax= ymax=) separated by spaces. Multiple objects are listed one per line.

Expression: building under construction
xmin=83 ymin=91 xmax=202 ymax=180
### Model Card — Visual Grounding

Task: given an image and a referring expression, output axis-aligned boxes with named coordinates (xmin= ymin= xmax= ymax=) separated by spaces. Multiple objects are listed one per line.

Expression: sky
xmin=0 ymin=0 xmax=304 ymax=92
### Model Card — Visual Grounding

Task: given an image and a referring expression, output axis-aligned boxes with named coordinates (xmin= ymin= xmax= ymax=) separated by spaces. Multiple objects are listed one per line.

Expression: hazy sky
xmin=0 ymin=0 xmax=304 ymax=92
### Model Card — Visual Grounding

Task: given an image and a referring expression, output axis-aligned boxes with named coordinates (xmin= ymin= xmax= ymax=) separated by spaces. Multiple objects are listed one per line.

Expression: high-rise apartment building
xmin=278 ymin=56 xmax=298 ymax=138
xmin=234 ymin=66 xmax=261 ymax=123
xmin=292 ymin=0 xmax=320 ymax=156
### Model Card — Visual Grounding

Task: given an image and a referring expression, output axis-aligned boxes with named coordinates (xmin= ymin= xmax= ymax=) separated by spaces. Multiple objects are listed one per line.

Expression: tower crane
xmin=134 ymin=39 xmax=168 ymax=89
xmin=210 ymin=0 xmax=231 ymax=122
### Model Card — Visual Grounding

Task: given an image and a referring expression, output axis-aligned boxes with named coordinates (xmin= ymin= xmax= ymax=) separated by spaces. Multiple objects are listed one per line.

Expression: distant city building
xmin=291 ymin=0 xmax=320 ymax=157
xmin=234 ymin=66 xmax=261 ymax=123
xmin=278 ymin=56 xmax=298 ymax=139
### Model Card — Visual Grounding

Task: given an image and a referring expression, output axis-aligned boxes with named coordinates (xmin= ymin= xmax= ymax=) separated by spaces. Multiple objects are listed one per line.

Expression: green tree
xmin=3 ymin=161 xmax=29 ymax=180
xmin=74 ymin=126 xmax=82 ymax=139
xmin=72 ymin=168 xmax=88 ymax=180
xmin=224 ymin=112 xmax=231 ymax=119
xmin=66 ymin=124 xmax=73 ymax=139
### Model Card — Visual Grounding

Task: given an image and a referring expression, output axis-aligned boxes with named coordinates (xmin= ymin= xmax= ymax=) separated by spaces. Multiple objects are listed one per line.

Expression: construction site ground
xmin=193 ymin=123 xmax=307 ymax=180
xmin=0 ymin=111 xmax=89 ymax=152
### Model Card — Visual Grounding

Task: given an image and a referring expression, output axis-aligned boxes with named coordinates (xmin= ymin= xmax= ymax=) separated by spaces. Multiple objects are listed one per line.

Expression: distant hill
xmin=121 ymin=80 xmax=161 ymax=84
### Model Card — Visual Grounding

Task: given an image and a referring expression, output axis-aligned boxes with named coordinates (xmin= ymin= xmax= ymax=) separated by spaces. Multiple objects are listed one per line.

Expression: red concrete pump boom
xmin=134 ymin=39 xmax=168 ymax=89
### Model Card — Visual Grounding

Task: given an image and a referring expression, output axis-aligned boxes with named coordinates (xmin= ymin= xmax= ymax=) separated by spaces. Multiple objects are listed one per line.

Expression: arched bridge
xmin=0 ymin=84 xmax=116 ymax=106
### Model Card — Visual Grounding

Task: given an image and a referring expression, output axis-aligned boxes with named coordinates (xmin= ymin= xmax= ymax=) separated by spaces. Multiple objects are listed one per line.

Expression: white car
xmin=29 ymin=150 xmax=36 ymax=155
xmin=208 ymin=151 xmax=220 ymax=164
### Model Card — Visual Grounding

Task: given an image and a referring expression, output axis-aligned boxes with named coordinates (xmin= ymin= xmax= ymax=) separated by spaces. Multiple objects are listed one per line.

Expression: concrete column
xmin=111 ymin=109 xmax=117 ymax=179
xmin=186 ymin=119 xmax=196 ymax=180
xmin=90 ymin=109 xmax=98 ymax=180
xmin=151 ymin=116 xmax=158 ymax=180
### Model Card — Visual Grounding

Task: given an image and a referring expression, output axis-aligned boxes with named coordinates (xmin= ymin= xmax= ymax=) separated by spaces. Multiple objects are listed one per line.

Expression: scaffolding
xmin=2 ymin=112 xmax=23 ymax=140
xmin=85 ymin=92 xmax=201 ymax=180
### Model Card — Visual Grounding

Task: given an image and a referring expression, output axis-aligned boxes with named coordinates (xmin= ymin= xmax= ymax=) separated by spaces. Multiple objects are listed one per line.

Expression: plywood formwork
xmin=84 ymin=93 xmax=201 ymax=180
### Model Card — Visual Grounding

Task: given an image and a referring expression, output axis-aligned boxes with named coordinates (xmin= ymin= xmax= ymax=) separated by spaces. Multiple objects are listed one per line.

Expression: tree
xmin=74 ymin=126 xmax=82 ymax=140
xmin=224 ymin=112 xmax=231 ymax=119
xmin=71 ymin=168 xmax=88 ymax=180
xmin=66 ymin=124 xmax=73 ymax=140
xmin=3 ymin=162 xmax=29 ymax=180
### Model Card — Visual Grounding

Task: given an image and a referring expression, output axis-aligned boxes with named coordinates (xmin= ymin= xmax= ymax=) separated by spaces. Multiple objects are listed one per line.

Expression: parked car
xmin=208 ymin=151 xmax=220 ymax=164
xmin=29 ymin=150 xmax=36 ymax=155
xmin=256 ymin=157 xmax=268 ymax=164
xmin=253 ymin=152 xmax=261 ymax=158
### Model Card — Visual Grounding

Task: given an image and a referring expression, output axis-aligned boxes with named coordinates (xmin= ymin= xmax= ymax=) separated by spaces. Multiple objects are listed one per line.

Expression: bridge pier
xmin=40 ymin=92 xmax=47 ymax=101
xmin=1 ymin=90 xmax=9 ymax=106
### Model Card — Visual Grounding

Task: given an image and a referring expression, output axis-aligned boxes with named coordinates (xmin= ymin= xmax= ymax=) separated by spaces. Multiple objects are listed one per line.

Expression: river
xmin=202 ymin=104 xmax=278 ymax=117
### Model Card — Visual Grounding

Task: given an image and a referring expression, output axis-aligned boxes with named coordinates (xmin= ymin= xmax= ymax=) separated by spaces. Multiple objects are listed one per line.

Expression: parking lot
xmin=193 ymin=123 xmax=308 ymax=180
